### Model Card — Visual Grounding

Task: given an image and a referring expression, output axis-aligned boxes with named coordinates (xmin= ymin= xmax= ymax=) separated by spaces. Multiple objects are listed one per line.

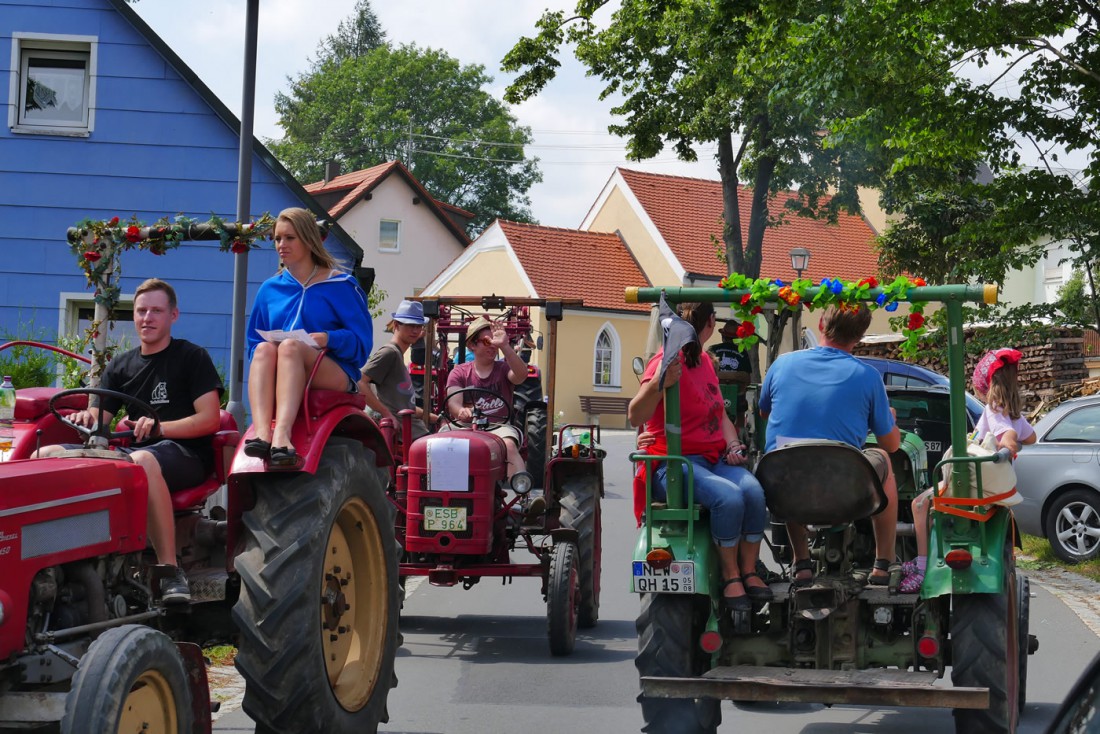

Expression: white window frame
xmin=10 ymin=33 xmax=97 ymax=136
xmin=592 ymin=323 xmax=621 ymax=391
xmin=59 ymin=292 xmax=136 ymax=345
xmin=379 ymin=219 xmax=401 ymax=253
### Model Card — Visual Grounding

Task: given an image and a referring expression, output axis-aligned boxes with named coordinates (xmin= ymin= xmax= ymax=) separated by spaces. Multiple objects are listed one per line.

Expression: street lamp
xmin=789 ymin=247 xmax=811 ymax=349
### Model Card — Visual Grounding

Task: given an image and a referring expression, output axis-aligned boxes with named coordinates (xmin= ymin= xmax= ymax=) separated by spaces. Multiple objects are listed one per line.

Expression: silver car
xmin=1014 ymin=395 xmax=1100 ymax=563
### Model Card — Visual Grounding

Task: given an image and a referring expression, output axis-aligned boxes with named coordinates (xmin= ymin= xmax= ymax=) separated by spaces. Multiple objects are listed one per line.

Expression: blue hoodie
xmin=247 ymin=269 xmax=373 ymax=383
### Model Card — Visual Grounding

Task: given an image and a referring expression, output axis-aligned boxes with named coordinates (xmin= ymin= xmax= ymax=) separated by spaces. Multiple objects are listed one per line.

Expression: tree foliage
xmin=502 ymin=1 xmax=883 ymax=281
xmin=271 ymin=6 xmax=540 ymax=233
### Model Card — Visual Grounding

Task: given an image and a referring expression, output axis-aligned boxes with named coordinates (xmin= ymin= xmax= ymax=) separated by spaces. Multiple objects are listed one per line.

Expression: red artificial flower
xmin=907 ymin=312 xmax=925 ymax=330
xmin=231 ymin=239 xmax=249 ymax=254
xmin=108 ymin=216 xmax=120 ymax=226
xmin=737 ymin=322 xmax=756 ymax=338
xmin=912 ymin=277 xmax=926 ymax=286
xmin=83 ymin=251 xmax=101 ymax=262
xmin=750 ymin=305 xmax=763 ymax=315
xmin=125 ymin=225 xmax=141 ymax=243
xmin=858 ymin=276 xmax=879 ymax=288
xmin=740 ymin=293 xmax=752 ymax=306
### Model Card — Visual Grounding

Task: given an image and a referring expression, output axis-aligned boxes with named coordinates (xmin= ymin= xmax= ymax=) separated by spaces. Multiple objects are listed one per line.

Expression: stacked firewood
xmin=854 ymin=327 xmax=1092 ymax=416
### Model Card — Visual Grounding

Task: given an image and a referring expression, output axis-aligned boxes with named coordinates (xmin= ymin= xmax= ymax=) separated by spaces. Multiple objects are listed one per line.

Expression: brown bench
xmin=579 ymin=395 xmax=632 ymax=428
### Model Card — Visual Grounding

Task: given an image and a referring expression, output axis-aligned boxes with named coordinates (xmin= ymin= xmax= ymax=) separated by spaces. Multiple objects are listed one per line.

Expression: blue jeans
xmin=654 ymin=456 xmax=766 ymax=548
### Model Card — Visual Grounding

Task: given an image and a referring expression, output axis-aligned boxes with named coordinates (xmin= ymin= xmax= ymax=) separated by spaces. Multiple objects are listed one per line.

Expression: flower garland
xmin=68 ymin=213 xmax=276 ymax=378
xmin=718 ymin=273 xmax=929 ymax=357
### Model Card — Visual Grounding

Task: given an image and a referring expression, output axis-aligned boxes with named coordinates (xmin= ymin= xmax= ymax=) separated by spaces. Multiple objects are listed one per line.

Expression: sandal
xmin=268 ymin=446 xmax=302 ymax=469
xmin=243 ymin=437 xmax=271 ymax=458
xmin=791 ymin=558 xmax=815 ymax=589
xmin=868 ymin=558 xmax=901 ymax=587
xmin=742 ymin=571 xmax=774 ymax=602
xmin=720 ymin=578 xmax=752 ymax=613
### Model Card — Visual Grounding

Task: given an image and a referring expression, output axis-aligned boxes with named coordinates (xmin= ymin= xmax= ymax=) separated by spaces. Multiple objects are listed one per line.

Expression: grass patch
xmin=204 ymin=644 xmax=237 ymax=667
xmin=1019 ymin=534 xmax=1100 ymax=584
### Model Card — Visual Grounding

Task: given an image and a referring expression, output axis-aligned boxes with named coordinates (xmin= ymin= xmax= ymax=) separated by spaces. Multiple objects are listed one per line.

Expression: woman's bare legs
xmin=248 ymin=342 xmax=278 ymax=444
xmin=738 ymin=539 xmax=767 ymax=591
xmin=270 ymin=340 xmax=349 ymax=451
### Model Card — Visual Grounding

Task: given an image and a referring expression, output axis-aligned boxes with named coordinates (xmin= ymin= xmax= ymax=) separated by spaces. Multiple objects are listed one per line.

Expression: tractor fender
xmin=176 ymin=641 xmax=213 ymax=734
xmin=921 ymin=508 xmax=1015 ymax=599
xmin=551 ymin=527 xmax=579 ymax=545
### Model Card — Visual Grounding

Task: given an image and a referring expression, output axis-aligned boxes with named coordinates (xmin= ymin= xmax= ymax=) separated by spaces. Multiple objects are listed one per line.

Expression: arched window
xmin=593 ymin=325 xmax=619 ymax=387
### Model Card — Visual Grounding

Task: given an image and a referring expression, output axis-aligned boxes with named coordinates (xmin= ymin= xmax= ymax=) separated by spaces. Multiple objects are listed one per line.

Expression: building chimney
xmin=324 ymin=160 xmax=341 ymax=183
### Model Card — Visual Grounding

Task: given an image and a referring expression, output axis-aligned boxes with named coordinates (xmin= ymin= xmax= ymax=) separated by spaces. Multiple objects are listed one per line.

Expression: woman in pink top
xmin=629 ymin=301 xmax=769 ymax=615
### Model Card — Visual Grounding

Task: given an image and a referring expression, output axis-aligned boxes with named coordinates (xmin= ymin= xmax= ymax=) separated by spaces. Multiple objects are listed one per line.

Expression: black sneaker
xmin=160 ymin=565 xmax=191 ymax=604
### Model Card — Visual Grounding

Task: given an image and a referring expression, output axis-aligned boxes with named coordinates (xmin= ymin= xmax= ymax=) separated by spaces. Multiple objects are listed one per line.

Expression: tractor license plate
xmin=925 ymin=441 xmax=942 ymax=453
xmin=632 ymin=561 xmax=695 ymax=593
xmin=423 ymin=506 xmax=467 ymax=532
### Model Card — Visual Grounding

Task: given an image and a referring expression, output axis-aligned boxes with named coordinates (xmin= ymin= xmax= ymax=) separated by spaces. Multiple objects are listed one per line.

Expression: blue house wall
xmin=0 ymin=0 xmax=361 ymax=387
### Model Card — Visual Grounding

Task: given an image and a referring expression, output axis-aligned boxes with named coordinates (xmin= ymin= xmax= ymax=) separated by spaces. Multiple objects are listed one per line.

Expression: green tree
xmin=774 ymin=0 xmax=1099 ymax=291
xmin=502 ymin=1 xmax=884 ymax=281
xmin=271 ymin=42 xmax=541 ymax=233
xmin=313 ymin=0 xmax=385 ymax=66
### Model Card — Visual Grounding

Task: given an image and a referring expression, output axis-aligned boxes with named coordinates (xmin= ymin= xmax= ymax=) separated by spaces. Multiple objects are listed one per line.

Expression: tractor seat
xmin=170 ymin=410 xmax=240 ymax=511
xmin=15 ymin=388 xmax=87 ymax=421
xmin=306 ymin=389 xmax=367 ymax=418
xmin=755 ymin=440 xmax=886 ymax=526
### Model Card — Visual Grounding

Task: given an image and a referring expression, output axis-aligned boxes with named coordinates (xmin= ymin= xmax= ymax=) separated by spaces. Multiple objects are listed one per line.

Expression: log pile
xmin=854 ymin=327 xmax=1092 ymax=416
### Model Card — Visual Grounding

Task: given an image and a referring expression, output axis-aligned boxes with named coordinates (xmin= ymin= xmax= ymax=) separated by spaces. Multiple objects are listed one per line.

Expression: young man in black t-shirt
xmin=37 ymin=279 xmax=222 ymax=603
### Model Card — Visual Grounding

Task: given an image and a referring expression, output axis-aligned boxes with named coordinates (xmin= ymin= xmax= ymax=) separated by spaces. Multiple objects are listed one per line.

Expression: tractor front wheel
xmin=233 ymin=438 xmax=400 ymax=733
xmin=950 ymin=548 xmax=1020 ymax=733
xmin=547 ymin=540 xmax=579 ymax=656
xmin=62 ymin=624 xmax=193 ymax=734
xmin=636 ymin=593 xmax=720 ymax=734
xmin=558 ymin=474 xmax=602 ymax=627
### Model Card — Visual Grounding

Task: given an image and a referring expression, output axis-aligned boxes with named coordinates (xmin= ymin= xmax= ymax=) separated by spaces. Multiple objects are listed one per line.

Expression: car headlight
xmin=510 ymin=471 xmax=534 ymax=495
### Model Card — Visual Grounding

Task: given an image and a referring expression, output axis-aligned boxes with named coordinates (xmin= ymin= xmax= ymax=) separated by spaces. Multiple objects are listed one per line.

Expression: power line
xmin=410 ymin=147 xmax=712 ymax=166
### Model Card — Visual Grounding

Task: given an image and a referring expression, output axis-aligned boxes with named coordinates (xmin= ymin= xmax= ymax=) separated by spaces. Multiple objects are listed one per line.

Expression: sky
xmin=131 ymin=0 xmax=721 ymax=228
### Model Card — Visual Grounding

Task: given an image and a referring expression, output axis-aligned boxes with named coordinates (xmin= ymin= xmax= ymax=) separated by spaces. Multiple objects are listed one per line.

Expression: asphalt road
xmin=214 ymin=429 xmax=1099 ymax=733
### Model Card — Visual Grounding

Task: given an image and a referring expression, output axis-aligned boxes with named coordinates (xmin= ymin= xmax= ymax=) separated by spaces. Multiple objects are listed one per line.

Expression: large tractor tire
xmin=62 ymin=624 xmax=194 ymax=734
xmin=547 ymin=540 xmax=579 ymax=656
xmin=233 ymin=438 xmax=400 ymax=734
xmin=636 ymin=593 xmax=720 ymax=734
xmin=950 ymin=546 xmax=1020 ymax=734
xmin=1016 ymin=570 xmax=1031 ymax=713
xmin=525 ymin=404 xmax=548 ymax=488
xmin=559 ymin=475 xmax=602 ymax=628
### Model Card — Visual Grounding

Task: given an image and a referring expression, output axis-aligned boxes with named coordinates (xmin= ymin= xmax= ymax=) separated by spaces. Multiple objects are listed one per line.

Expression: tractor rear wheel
xmin=524 ymin=404 xmax=547 ymax=488
xmin=1016 ymin=570 xmax=1031 ymax=713
xmin=233 ymin=438 xmax=400 ymax=733
xmin=636 ymin=593 xmax=720 ymax=734
xmin=559 ymin=475 xmax=602 ymax=627
xmin=950 ymin=545 xmax=1020 ymax=734
xmin=547 ymin=540 xmax=579 ymax=656
xmin=62 ymin=624 xmax=193 ymax=734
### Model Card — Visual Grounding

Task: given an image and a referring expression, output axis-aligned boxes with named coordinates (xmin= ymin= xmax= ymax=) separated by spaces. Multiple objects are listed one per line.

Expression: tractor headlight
xmin=510 ymin=471 xmax=534 ymax=495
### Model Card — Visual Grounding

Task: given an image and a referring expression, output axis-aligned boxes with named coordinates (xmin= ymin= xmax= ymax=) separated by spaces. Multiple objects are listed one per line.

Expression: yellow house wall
xmin=433 ymin=249 xmax=530 ymax=297
xmin=586 ymin=187 xmax=680 ymax=286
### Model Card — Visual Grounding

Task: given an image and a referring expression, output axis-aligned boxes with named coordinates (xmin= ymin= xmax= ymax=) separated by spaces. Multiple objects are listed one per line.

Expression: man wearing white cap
xmin=360 ymin=299 xmax=437 ymax=439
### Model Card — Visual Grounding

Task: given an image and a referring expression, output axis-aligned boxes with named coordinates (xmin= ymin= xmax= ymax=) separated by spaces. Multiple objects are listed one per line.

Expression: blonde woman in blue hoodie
xmin=245 ymin=208 xmax=373 ymax=466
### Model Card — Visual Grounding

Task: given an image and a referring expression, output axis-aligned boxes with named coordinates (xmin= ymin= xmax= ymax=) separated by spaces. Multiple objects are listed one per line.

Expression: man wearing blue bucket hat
xmin=359 ymin=299 xmax=437 ymax=439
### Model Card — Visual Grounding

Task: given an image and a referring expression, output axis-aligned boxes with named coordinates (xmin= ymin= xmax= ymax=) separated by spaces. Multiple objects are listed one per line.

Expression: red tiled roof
xmin=617 ymin=168 xmax=879 ymax=283
xmin=498 ymin=221 xmax=651 ymax=312
xmin=304 ymin=161 xmax=471 ymax=246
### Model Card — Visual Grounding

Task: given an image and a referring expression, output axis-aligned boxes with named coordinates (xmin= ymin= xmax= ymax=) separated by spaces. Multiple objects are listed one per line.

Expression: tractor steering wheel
xmin=444 ymin=386 xmax=515 ymax=430
xmin=49 ymin=388 xmax=161 ymax=446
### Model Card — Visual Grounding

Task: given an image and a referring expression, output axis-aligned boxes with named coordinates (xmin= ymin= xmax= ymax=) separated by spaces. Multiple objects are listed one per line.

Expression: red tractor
xmin=391 ymin=296 xmax=603 ymax=655
xmin=0 ymin=342 xmax=400 ymax=733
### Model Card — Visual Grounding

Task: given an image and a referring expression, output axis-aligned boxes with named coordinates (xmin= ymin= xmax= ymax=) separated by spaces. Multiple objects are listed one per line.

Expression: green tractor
xmin=628 ymin=282 xmax=1035 ymax=734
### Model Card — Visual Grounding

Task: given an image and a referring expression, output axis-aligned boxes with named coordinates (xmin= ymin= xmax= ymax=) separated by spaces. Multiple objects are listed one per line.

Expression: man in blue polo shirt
xmin=759 ymin=303 xmax=901 ymax=588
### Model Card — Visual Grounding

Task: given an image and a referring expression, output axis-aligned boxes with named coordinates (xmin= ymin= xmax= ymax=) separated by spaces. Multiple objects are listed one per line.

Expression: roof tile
xmin=498 ymin=221 xmax=651 ymax=312
xmin=617 ymin=168 xmax=880 ymax=283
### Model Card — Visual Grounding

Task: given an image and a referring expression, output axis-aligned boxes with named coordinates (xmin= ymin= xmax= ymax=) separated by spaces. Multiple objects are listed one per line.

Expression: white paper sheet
xmin=428 ymin=437 xmax=470 ymax=492
xmin=257 ymin=329 xmax=319 ymax=348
